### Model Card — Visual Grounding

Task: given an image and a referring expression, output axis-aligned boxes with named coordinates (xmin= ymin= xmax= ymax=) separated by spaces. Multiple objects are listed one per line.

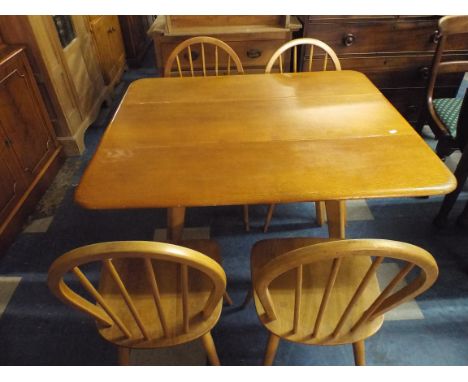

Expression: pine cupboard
xmin=89 ymin=16 xmax=126 ymax=85
xmin=0 ymin=16 xmax=125 ymax=156
xmin=0 ymin=45 xmax=62 ymax=255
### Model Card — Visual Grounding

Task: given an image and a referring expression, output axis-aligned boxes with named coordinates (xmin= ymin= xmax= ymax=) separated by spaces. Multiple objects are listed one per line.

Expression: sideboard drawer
xmin=305 ymin=18 xmax=468 ymax=55
xmin=337 ymin=53 xmax=468 ymax=88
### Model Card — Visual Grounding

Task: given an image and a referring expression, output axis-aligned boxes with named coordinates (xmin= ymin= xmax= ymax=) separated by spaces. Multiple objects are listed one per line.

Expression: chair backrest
xmin=427 ymin=16 xmax=468 ymax=138
xmin=48 ymin=241 xmax=226 ymax=347
xmin=265 ymin=37 xmax=341 ymax=74
xmin=164 ymin=36 xmax=244 ymax=77
xmin=254 ymin=239 xmax=438 ymax=344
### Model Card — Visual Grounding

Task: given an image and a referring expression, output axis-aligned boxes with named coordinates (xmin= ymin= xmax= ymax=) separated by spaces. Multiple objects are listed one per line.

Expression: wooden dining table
xmin=75 ymin=70 xmax=456 ymax=241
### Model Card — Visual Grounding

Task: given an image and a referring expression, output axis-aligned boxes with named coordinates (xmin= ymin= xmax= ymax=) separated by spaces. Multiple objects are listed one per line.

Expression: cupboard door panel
xmin=0 ymin=56 xmax=53 ymax=181
xmin=90 ymin=16 xmax=125 ymax=85
xmin=0 ymin=146 xmax=24 ymax=224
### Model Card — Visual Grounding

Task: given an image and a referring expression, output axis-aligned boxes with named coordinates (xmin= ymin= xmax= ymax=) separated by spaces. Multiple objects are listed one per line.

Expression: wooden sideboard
xmin=300 ymin=15 xmax=468 ymax=127
xmin=0 ymin=45 xmax=62 ymax=255
xmin=149 ymin=16 xmax=302 ymax=74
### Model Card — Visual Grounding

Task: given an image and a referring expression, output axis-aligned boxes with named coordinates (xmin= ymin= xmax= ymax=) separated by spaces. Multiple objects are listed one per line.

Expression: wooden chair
xmin=164 ymin=36 xmax=250 ymax=231
xmin=164 ymin=36 xmax=244 ymax=77
xmin=419 ymin=16 xmax=468 ymax=227
xmin=250 ymin=237 xmax=438 ymax=365
xmin=263 ymin=38 xmax=341 ymax=233
xmin=48 ymin=240 xmax=226 ymax=365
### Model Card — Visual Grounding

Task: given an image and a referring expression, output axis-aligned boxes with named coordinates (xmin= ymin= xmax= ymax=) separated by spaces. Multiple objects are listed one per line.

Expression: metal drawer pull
xmin=343 ymin=33 xmax=356 ymax=47
xmin=432 ymin=30 xmax=441 ymax=44
xmin=419 ymin=66 xmax=430 ymax=80
xmin=246 ymin=49 xmax=262 ymax=59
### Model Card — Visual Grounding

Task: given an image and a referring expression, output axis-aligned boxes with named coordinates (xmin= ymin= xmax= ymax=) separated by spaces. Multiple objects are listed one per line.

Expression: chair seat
xmin=433 ymin=97 xmax=464 ymax=136
xmin=251 ymin=237 xmax=384 ymax=346
xmin=97 ymin=239 xmax=223 ymax=348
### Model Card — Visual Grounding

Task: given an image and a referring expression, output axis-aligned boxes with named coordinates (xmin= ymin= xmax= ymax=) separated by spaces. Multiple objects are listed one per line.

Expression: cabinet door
xmin=0 ymin=51 xmax=54 ymax=183
xmin=0 ymin=130 xmax=25 ymax=224
xmin=90 ymin=16 xmax=125 ymax=84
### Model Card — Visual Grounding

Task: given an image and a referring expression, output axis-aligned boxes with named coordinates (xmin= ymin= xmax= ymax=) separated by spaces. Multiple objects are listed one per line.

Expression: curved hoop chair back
xmin=164 ymin=36 xmax=244 ymax=77
xmin=48 ymin=241 xmax=226 ymax=349
xmin=254 ymin=239 xmax=438 ymax=346
xmin=426 ymin=16 xmax=468 ymax=147
xmin=265 ymin=37 xmax=341 ymax=74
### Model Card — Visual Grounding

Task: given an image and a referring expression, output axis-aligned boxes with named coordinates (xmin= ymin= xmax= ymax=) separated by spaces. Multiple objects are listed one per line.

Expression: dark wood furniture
xmin=118 ymin=16 xmax=155 ymax=68
xmin=424 ymin=16 xmax=468 ymax=227
xmin=300 ymin=16 xmax=468 ymax=127
xmin=0 ymin=45 xmax=62 ymax=255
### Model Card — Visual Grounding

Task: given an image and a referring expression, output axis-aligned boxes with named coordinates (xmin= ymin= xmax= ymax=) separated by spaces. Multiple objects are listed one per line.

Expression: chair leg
xmin=201 ymin=331 xmax=221 ymax=366
xmin=434 ymin=148 xmax=468 ymax=227
xmin=117 ymin=346 xmax=130 ymax=366
xmin=315 ymin=201 xmax=326 ymax=226
xmin=223 ymin=291 xmax=234 ymax=306
xmin=241 ymin=287 xmax=253 ymax=309
xmin=263 ymin=333 xmax=280 ymax=366
xmin=352 ymin=340 xmax=365 ymax=366
xmin=264 ymin=204 xmax=276 ymax=233
xmin=243 ymin=205 xmax=250 ymax=232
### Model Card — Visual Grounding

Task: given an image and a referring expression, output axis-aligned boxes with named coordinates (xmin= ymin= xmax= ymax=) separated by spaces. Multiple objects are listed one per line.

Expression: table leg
xmin=325 ymin=200 xmax=346 ymax=239
xmin=167 ymin=207 xmax=186 ymax=243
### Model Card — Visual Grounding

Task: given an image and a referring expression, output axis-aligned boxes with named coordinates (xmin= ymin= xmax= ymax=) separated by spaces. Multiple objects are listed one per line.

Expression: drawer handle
xmin=419 ymin=66 xmax=430 ymax=80
xmin=343 ymin=33 xmax=356 ymax=47
xmin=431 ymin=30 xmax=441 ymax=44
xmin=183 ymin=50 xmax=199 ymax=61
xmin=246 ymin=49 xmax=262 ymax=59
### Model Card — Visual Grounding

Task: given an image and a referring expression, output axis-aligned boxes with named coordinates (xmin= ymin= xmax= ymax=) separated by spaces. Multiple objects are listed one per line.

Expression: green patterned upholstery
xmin=433 ymin=98 xmax=463 ymax=137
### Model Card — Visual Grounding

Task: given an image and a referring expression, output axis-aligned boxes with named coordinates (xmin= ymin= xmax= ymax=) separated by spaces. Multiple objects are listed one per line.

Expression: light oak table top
xmin=76 ymin=71 xmax=456 ymax=241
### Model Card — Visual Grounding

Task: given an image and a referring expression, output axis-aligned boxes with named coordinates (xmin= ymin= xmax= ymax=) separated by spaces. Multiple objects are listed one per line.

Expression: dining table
xmin=75 ymin=70 xmax=457 ymax=242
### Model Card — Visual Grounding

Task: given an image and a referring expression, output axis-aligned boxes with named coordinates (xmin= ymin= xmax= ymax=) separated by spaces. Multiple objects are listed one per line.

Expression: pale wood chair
xmin=263 ymin=38 xmax=341 ymax=233
xmin=250 ymin=237 xmax=438 ymax=365
xmin=164 ymin=36 xmax=250 ymax=231
xmin=48 ymin=240 xmax=227 ymax=365
xmin=164 ymin=36 xmax=244 ymax=77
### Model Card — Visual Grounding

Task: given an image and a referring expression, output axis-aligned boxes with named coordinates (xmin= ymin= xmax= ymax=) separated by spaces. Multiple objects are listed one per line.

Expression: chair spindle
xmin=103 ymin=259 xmax=151 ymax=340
xmin=143 ymin=258 xmax=169 ymax=337
xmin=331 ymin=256 xmax=384 ymax=338
xmin=293 ymin=46 xmax=298 ymax=73
xmin=72 ymin=266 xmax=132 ymax=338
xmin=279 ymin=54 xmax=283 ymax=74
xmin=351 ymin=262 xmax=414 ymax=333
xmin=323 ymin=53 xmax=328 ymax=71
xmin=175 ymin=55 xmax=182 ymax=77
xmin=187 ymin=46 xmax=194 ymax=77
xmin=201 ymin=43 xmax=206 ymax=77
xmin=312 ymin=258 xmax=342 ymax=337
xmin=308 ymin=45 xmax=314 ymax=72
xmin=215 ymin=46 xmax=218 ymax=76
xmin=293 ymin=265 xmax=303 ymax=333
xmin=181 ymin=263 xmax=189 ymax=333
